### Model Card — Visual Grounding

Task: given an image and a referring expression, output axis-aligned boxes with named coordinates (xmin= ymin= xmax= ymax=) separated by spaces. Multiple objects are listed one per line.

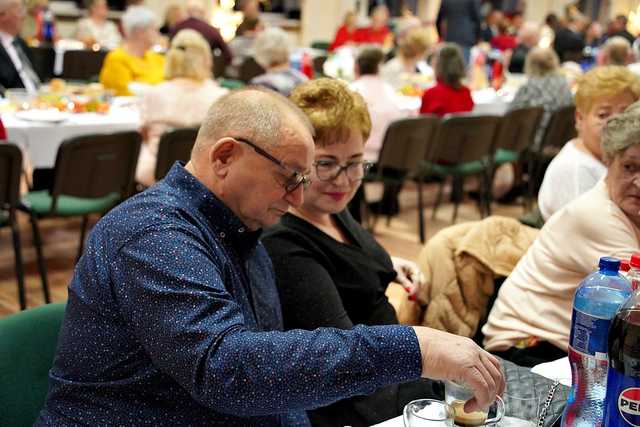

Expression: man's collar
xmin=163 ymin=162 xmax=262 ymax=255
xmin=0 ymin=31 xmax=14 ymax=46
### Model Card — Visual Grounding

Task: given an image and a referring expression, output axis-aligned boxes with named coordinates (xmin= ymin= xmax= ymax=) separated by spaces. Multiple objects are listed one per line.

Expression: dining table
xmin=2 ymin=98 xmax=140 ymax=169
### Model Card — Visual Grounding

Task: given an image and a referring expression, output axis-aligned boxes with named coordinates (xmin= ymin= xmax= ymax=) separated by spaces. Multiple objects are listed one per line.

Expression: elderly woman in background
xmin=262 ymin=78 xmax=437 ymax=426
xmin=419 ymin=43 xmax=473 ymax=117
xmin=76 ymin=0 xmax=121 ymax=49
xmin=226 ymin=16 xmax=263 ymax=79
xmin=351 ymin=47 xmax=404 ymax=163
xmin=135 ymin=29 xmax=227 ymax=186
xmin=538 ymin=66 xmax=640 ymax=221
xmin=380 ymin=27 xmax=435 ymax=90
xmin=249 ymin=27 xmax=308 ymax=96
xmin=508 ymin=47 xmax=573 ymax=149
xmin=507 ymin=22 xmax=540 ymax=74
xmin=99 ymin=6 xmax=164 ymax=96
xmin=482 ymin=103 xmax=640 ymax=367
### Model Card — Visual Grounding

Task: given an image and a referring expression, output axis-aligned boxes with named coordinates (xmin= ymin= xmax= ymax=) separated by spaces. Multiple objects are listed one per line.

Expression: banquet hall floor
xmin=0 ymin=182 xmax=524 ymax=317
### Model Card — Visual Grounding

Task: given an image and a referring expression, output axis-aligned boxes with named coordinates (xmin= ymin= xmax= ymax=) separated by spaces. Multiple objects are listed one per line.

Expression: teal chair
xmin=491 ymin=106 xmax=544 ymax=210
xmin=419 ymin=114 xmax=502 ymax=223
xmin=0 ymin=143 xmax=40 ymax=310
xmin=0 ymin=302 xmax=66 ymax=427
xmin=21 ymin=131 xmax=141 ymax=294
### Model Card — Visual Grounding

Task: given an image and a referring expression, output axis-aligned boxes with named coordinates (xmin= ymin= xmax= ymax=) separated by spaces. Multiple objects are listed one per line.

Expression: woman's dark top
xmin=262 ymin=210 xmax=442 ymax=426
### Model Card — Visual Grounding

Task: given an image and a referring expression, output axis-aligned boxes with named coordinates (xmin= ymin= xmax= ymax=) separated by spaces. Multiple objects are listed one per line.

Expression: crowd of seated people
xmin=538 ymin=65 xmax=640 ymax=221
xmin=482 ymin=102 xmax=640 ymax=367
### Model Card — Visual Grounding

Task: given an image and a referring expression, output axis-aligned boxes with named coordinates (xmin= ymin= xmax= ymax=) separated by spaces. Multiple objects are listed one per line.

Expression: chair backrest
xmin=377 ymin=115 xmax=440 ymax=174
xmin=238 ymin=57 xmax=265 ymax=83
xmin=539 ymin=105 xmax=576 ymax=152
xmin=28 ymin=46 xmax=55 ymax=81
xmin=0 ymin=302 xmax=66 ymax=427
xmin=0 ymin=142 xmax=23 ymax=209
xmin=494 ymin=106 xmax=544 ymax=154
xmin=61 ymin=49 xmax=109 ymax=81
xmin=426 ymin=114 xmax=502 ymax=164
xmin=154 ymin=128 xmax=199 ymax=181
xmin=50 ymin=131 xmax=141 ymax=210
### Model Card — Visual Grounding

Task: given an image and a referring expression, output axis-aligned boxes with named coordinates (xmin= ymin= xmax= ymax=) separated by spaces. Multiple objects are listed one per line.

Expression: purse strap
xmin=537 ymin=380 xmax=561 ymax=427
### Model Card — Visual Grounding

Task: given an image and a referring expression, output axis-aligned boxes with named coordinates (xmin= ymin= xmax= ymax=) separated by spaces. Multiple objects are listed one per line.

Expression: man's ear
xmin=209 ymin=138 xmax=239 ymax=178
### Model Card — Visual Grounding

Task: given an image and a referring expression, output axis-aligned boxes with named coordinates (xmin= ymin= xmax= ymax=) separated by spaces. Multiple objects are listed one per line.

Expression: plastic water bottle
xmin=41 ymin=9 xmax=55 ymax=44
xmin=561 ymin=257 xmax=632 ymax=427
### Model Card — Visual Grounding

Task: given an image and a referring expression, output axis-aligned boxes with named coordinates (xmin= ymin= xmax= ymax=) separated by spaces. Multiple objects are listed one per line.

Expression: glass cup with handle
xmin=444 ymin=380 xmax=505 ymax=426
xmin=403 ymin=398 xmax=455 ymax=426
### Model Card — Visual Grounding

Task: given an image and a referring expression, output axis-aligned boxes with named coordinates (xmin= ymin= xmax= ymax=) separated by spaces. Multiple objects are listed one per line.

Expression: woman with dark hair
xmin=419 ymin=42 xmax=474 ymax=116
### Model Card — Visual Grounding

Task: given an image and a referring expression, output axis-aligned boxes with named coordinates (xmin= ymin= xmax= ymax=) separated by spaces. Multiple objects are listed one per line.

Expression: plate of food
xmin=14 ymin=108 xmax=71 ymax=123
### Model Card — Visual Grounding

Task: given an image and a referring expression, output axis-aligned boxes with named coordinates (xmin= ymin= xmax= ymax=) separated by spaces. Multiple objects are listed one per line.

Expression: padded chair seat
xmin=0 ymin=302 xmax=66 ymax=426
xmin=23 ymin=191 xmax=120 ymax=216
xmin=495 ymin=149 xmax=519 ymax=164
xmin=219 ymin=79 xmax=245 ymax=90
xmin=422 ymin=160 xmax=488 ymax=176
xmin=0 ymin=210 xmax=7 ymax=226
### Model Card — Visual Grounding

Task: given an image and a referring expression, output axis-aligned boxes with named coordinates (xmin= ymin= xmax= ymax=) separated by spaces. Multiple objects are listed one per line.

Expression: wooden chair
xmin=154 ymin=128 xmax=199 ymax=181
xmin=21 ymin=131 xmax=141 ymax=289
xmin=419 ymin=114 xmax=502 ymax=223
xmin=491 ymin=106 xmax=544 ymax=210
xmin=0 ymin=143 xmax=42 ymax=310
xmin=367 ymin=115 xmax=440 ymax=243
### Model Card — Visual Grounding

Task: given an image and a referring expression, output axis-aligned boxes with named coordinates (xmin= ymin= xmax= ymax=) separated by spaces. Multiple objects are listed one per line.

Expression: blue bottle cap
xmin=599 ymin=256 xmax=620 ymax=272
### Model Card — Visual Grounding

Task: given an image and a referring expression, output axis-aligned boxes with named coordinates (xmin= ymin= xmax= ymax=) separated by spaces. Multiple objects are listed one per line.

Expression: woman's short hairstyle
xmin=575 ymin=65 xmax=640 ymax=114
xmin=601 ymin=101 xmax=640 ymax=161
xmin=83 ymin=0 xmax=104 ymax=10
xmin=434 ymin=43 xmax=465 ymax=88
xmin=290 ymin=78 xmax=371 ymax=147
xmin=356 ymin=47 xmax=384 ymax=75
xmin=524 ymin=47 xmax=560 ymax=77
xmin=165 ymin=29 xmax=212 ymax=81
xmin=121 ymin=5 xmax=157 ymax=38
xmin=398 ymin=27 xmax=433 ymax=60
xmin=253 ymin=27 xmax=291 ymax=69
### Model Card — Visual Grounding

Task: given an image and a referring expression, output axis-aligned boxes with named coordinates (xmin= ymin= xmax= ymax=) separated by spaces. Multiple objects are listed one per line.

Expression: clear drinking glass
xmin=498 ymin=390 xmax=541 ymax=427
xmin=403 ymin=399 xmax=454 ymax=426
xmin=444 ymin=380 xmax=505 ymax=426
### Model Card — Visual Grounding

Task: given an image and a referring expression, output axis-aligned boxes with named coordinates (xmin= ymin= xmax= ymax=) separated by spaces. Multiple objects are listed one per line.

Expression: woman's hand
xmin=391 ymin=256 xmax=425 ymax=300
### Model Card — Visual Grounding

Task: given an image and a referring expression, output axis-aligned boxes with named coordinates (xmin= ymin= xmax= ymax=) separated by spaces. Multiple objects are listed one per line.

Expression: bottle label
xmin=569 ymin=308 xmax=612 ymax=356
xmin=604 ymin=368 xmax=640 ymax=426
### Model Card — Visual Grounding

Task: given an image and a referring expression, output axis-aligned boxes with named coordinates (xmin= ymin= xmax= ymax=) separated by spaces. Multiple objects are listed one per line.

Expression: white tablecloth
xmin=395 ymin=88 xmax=511 ymax=118
xmin=3 ymin=105 xmax=140 ymax=168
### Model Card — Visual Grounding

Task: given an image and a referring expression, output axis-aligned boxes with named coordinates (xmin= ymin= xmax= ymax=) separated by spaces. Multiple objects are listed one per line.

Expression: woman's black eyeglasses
xmin=233 ymin=137 xmax=312 ymax=193
xmin=313 ymin=159 xmax=374 ymax=182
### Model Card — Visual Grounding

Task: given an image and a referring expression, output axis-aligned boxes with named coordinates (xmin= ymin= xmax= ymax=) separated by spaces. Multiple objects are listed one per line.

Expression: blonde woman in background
xmin=76 ymin=0 xmax=121 ymax=49
xmin=98 ymin=6 xmax=164 ymax=96
xmin=159 ymin=2 xmax=186 ymax=36
xmin=135 ymin=29 xmax=228 ymax=186
xmin=380 ymin=27 xmax=435 ymax=90
xmin=537 ymin=66 xmax=640 ymax=221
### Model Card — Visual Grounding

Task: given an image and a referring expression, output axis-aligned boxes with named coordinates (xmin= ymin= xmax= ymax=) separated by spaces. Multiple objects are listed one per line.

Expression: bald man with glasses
xmin=38 ymin=88 xmax=503 ymax=426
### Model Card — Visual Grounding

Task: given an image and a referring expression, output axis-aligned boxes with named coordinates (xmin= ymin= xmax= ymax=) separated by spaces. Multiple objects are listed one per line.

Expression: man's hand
xmin=391 ymin=256 xmax=425 ymax=299
xmin=412 ymin=326 xmax=505 ymax=413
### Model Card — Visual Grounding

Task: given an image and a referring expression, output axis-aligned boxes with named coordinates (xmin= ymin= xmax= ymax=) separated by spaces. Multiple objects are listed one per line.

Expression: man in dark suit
xmin=437 ymin=0 xmax=482 ymax=65
xmin=553 ymin=14 xmax=587 ymax=63
xmin=0 ymin=0 xmax=41 ymax=96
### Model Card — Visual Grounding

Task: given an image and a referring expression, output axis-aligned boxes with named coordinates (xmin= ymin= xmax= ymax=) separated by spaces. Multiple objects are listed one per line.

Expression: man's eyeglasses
xmin=234 ymin=137 xmax=312 ymax=193
xmin=313 ymin=159 xmax=374 ymax=182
